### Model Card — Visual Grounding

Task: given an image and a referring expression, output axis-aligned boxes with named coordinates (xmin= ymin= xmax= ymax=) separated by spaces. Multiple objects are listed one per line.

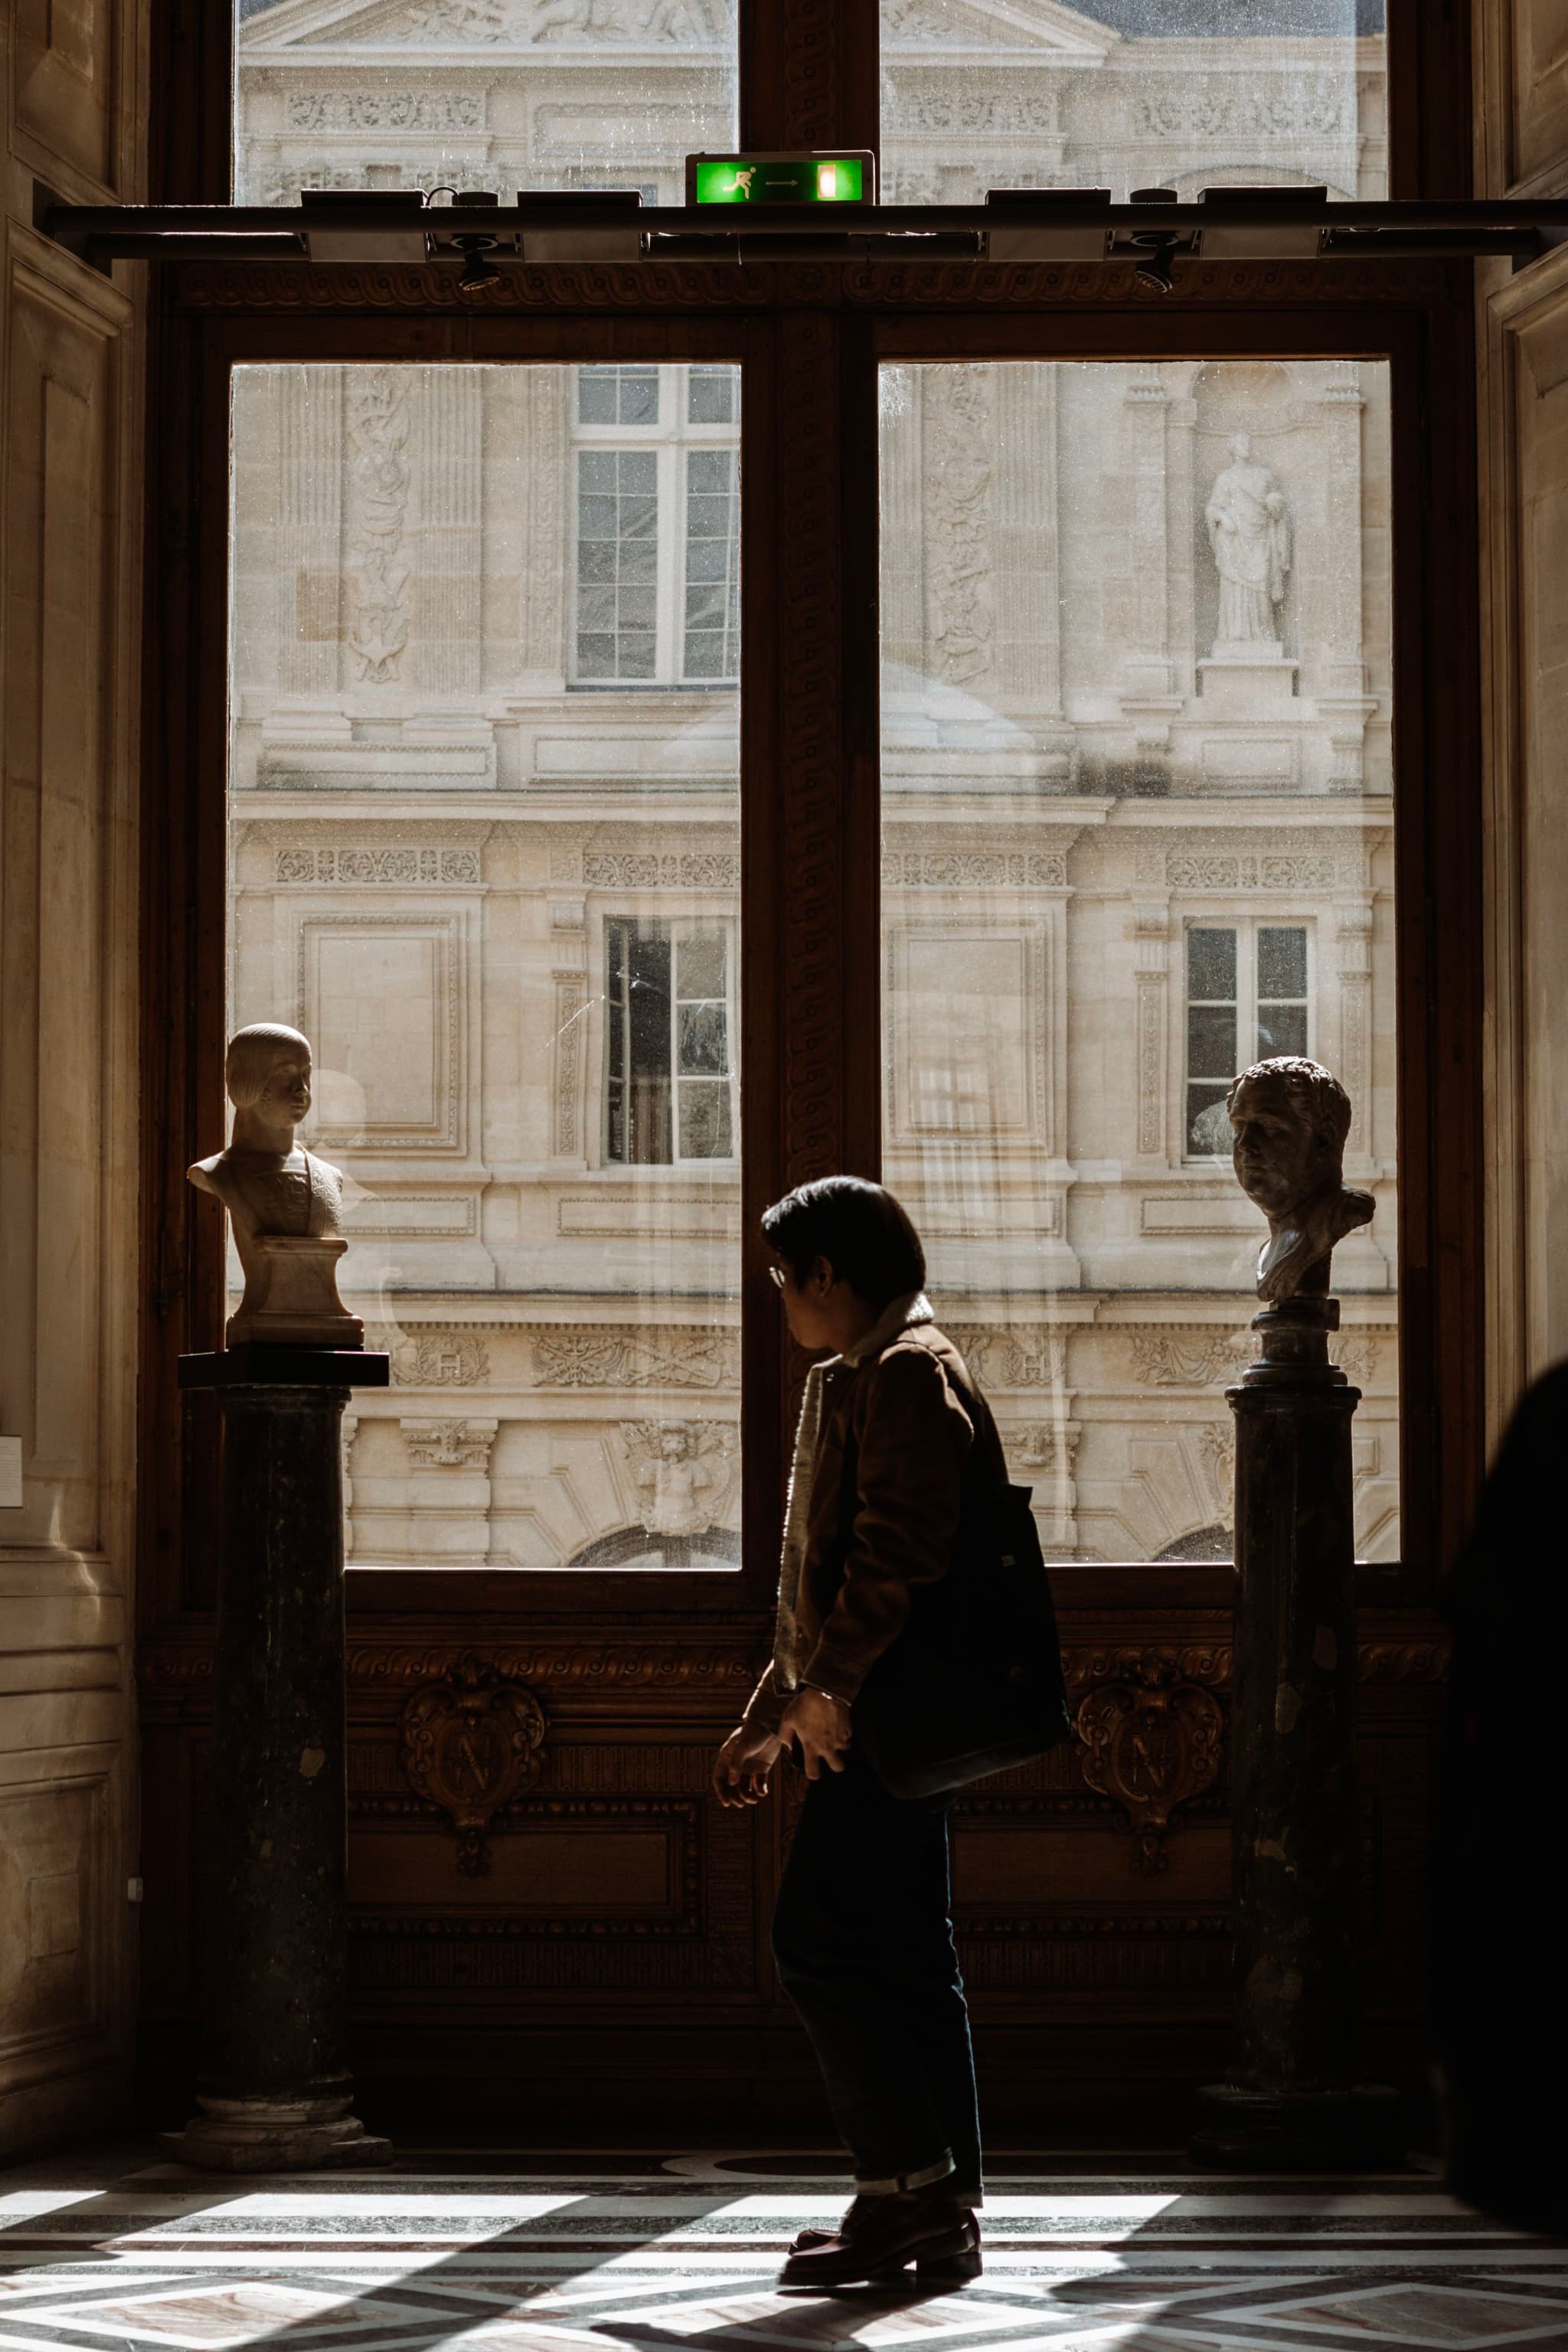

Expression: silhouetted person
xmin=1433 ymin=1361 xmax=1568 ymax=2235
xmin=713 ymin=1178 xmax=1004 ymax=2288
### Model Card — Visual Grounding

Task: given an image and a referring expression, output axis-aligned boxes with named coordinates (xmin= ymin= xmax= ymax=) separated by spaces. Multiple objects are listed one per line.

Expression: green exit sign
xmin=687 ymin=152 xmax=875 ymax=206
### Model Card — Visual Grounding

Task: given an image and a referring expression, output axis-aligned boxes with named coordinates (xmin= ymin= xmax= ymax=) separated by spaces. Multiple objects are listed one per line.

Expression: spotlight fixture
xmin=1132 ymin=235 xmax=1178 ymax=293
xmin=454 ymin=236 xmax=501 ymax=291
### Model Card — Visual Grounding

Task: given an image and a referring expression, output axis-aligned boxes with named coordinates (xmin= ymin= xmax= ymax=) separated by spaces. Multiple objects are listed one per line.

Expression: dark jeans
xmin=772 ymin=1743 xmax=982 ymax=2197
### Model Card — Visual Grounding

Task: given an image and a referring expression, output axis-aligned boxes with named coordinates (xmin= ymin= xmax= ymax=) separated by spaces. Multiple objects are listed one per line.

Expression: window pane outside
xmin=879 ymin=1 xmax=1386 ymax=207
xmin=880 ymin=359 xmax=1398 ymax=1563
xmin=573 ymin=366 xmax=739 ymax=688
xmin=228 ymin=362 xmax=740 ymax=1570
xmin=234 ymin=0 xmax=737 ymax=207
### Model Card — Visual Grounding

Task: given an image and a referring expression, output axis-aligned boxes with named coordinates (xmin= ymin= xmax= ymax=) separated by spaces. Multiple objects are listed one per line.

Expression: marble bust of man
xmin=189 ymin=1023 xmax=361 ymax=1346
xmin=1227 ymin=1056 xmax=1374 ymax=1304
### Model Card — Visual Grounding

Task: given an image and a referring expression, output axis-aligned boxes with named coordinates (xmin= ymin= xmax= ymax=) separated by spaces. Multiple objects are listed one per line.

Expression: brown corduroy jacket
xmin=744 ymin=1318 xmax=1008 ymax=1730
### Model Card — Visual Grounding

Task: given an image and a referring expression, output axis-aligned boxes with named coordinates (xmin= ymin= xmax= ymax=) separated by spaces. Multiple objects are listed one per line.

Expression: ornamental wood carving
xmin=399 ymin=1653 xmax=547 ymax=1874
xmin=1074 ymin=1651 xmax=1224 ymax=1876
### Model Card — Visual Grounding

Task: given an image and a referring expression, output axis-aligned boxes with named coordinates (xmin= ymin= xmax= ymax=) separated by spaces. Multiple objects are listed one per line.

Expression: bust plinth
xmin=170 ymin=1026 xmax=389 ymax=2174
xmin=1191 ymin=1058 xmax=1402 ymax=2170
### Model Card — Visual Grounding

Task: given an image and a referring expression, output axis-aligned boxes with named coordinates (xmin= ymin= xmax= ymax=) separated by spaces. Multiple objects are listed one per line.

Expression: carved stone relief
xmin=534 ymin=1329 xmax=740 ymax=1390
xmin=402 ymin=1418 xmax=499 ymax=1470
xmin=924 ymin=365 xmax=996 ymax=687
xmin=345 ymin=371 xmax=414 ymax=685
xmin=620 ymin=1419 xmax=737 ymax=1534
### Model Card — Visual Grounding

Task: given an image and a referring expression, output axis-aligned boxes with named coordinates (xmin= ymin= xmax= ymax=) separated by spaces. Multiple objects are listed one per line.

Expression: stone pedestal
xmin=1197 ymin=643 xmax=1298 ymax=704
xmin=166 ymin=1345 xmax=393 ymax=2173
xmin=1191 ymin=1298 xmax=1403 ymax=2170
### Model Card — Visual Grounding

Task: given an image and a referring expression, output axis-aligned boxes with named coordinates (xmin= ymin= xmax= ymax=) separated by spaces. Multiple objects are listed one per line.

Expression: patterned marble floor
xmin=1 ymin=2146 xmax=1564 ymax=2352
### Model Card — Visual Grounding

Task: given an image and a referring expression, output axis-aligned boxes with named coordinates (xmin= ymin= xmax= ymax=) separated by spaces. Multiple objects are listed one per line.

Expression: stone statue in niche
xmin=1227 ymin=1057 xmax=1374 ymax=1303
xmin=188 ymin=1023 xmax=363 ymax=1348
xmin=1205 ymin=433 xmax=1292 ymax=652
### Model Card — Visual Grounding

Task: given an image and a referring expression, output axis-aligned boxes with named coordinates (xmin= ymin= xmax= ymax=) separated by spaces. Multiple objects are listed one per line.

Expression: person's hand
xmin=778 ymin=1687 xmax=852 ymax=1780
xmin=713 ymin=1721 xmax=783 ymax=1808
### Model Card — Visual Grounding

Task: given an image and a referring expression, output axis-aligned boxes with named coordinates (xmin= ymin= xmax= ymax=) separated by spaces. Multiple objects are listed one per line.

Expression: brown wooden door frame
xmin=139 ymin=272 xmax=1480 ymax=1636
xmin=133 ymin=0 xmax=1479 ymax=2119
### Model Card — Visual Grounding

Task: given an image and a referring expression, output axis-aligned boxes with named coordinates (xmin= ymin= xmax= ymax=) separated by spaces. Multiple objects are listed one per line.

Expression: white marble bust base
xmin=227 ymin=1234 xmax=364 ymax=1350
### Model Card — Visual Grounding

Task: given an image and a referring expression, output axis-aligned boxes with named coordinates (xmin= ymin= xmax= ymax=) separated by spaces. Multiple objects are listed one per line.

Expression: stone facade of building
xmin=230 ymin=0 xmax=1396 ymax=1564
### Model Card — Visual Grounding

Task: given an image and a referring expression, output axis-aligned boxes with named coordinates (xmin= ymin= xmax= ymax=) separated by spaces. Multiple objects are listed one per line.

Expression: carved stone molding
xmin=399 ymin=1654 xmax=547 ymax=1874
xmin=1075 ymin=1651 xmax=1225 ymax=1875
xmin=401 ymin=1416 xmax=498 ymax=1471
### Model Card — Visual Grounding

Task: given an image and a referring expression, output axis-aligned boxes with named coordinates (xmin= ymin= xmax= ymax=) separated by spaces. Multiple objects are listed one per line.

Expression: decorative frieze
xmin=285 ymin=92 xmax=485 ymax=131
xmin=374 ymin=1331 xmax=492 ymax=1386
xmin=582 ymin=851 xmax=739 ymax=889
xmin=948 ymin=1327 xmax=1067 ymax=1389
xmin=275 ymin=845 xmax=481 ymax=884
xmin=1132 ymin=1331 xmax=1245 ymax=1388
xmin=881 ymin=851 xmax=1067 ymax=889
xmin=534 ymin=1328 xmax=740 ymax=1390
xmin=1134 ymin=81 xmax=1351 ymax=141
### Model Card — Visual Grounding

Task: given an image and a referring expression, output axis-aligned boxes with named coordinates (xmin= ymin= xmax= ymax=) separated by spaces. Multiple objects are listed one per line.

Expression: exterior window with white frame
xmin=606 ymin=917 xmax=736 ymax=1166
xmin=572 ymin=364 xmax=740 ymax=687
xmin=1184 ymin=921 xmax=1310 ymax=1158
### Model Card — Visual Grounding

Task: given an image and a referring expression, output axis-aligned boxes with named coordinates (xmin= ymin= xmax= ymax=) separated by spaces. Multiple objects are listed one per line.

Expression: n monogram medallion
xmin=400 ymin=1654 xmax=547 ymax=1875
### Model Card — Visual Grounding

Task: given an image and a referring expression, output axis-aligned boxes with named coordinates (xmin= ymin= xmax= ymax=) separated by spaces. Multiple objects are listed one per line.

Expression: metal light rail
xmin=34 ymin=184 xmax=1568 ymax=284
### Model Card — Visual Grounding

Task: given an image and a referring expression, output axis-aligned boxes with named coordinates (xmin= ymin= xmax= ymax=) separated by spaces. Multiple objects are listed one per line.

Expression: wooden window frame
xmin=137 ymin=2 xmax=1481 ymax=1646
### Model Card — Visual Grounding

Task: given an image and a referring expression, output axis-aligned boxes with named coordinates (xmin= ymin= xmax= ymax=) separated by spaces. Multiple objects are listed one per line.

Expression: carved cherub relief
xmin=1227 ymin=1056 xmax=1374 ymax=1304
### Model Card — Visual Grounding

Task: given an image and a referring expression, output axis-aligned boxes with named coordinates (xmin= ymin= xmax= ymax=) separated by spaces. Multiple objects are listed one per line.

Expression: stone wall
xmin=0 ymin=0 xmax=147 ymax=2155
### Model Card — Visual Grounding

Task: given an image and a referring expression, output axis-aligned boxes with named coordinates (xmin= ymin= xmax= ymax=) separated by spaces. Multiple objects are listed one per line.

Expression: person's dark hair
xmin=761 ymin=1177 xmax=926 ymax=1309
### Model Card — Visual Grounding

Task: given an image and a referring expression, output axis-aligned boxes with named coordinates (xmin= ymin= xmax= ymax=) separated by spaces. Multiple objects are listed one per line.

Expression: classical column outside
xmin=168 ymin=1346 xmax=392 ymax=2173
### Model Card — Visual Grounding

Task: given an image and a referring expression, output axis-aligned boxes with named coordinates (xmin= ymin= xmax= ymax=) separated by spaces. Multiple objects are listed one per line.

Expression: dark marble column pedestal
xmin=1191 ymin=1298 xmax=1403 ymax=2171
xmin=166 ymin=1347 xmax=393 ymax=2174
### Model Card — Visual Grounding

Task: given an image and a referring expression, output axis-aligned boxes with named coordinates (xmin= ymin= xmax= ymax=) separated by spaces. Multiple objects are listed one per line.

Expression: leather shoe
xmin=779 ymin=2186 xmax=980 ymax=2287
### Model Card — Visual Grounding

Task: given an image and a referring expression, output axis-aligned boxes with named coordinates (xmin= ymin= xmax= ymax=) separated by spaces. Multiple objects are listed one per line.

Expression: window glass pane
xmin=234 ymin=0 xmax=737 ymax=207
xmin=682 ymin=447 xmax=740 ymax=683
xmin=230 ymin=364 xmax=740 ymax=1570
xmin=688 ymin=366 xmax=737 ymax=426
xmin=880 ymin=0 xmax=1385 ymax=206
xmin=1259 ymin=923 xmax=1308 ymax=999
xmin=880 ymin=359 xmax=1397 ymax=1563
xmin=1187 ymin=926 xmax=1236 ymax=1001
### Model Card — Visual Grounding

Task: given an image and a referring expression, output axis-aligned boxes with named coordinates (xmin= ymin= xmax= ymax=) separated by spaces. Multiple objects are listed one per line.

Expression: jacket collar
xmin=838 ymin=1289 xmax=934 ymax=1369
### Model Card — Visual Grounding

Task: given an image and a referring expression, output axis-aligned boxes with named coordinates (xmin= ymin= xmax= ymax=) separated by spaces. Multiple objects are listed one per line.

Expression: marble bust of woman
xmin=189 ymin=1023 xmax=361 ymax=1347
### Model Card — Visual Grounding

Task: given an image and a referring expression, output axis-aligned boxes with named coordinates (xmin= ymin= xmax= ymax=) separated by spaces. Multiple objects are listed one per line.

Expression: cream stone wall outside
xmin=230 ymin=5 xmax=1398 ymax=1568
xmin=1 ymin=0 xmax=148 ymax=2154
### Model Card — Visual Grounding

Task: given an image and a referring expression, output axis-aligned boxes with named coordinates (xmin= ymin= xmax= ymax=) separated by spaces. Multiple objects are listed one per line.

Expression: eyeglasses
xmin=766 ymin=1264 xmax=787 ymax=1289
